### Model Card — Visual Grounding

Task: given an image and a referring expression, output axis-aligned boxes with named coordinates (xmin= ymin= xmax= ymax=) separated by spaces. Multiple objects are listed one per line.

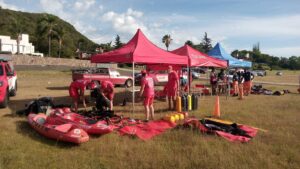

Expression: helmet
xmin=87 ymin=81 xmax=98 ymax=90
xmin=141 ymin=70 xmax=147 ymax=75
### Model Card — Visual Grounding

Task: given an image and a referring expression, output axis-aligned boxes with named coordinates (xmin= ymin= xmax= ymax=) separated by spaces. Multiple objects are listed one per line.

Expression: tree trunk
xmin=17 ymin=34 xmax=20 ymax=54
xmin=59 ymin=40 xmax=62 ymax=58
xmin=48 ymin=35 xmax=51 ymax=57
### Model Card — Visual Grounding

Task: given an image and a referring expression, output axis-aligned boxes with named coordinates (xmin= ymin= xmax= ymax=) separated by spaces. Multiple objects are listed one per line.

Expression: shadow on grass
xmin=15 ymin=120 xmax=79 ymax=148
xmin=46 ymin=86 xmax=69 ymax=90
xmin=8 ymin=96 xmax=73 ymax=115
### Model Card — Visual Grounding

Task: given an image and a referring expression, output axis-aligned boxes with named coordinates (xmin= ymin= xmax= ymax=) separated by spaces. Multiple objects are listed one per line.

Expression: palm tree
xmin=38 ymin=14 xmax=58 ymax=57
xmin=10 ymin=19 xmax=24 ymax=54
xmin=54 ymin=27 xmax=64 ymax=58
xmin=162 ymin=34 xmax=172 ymax=51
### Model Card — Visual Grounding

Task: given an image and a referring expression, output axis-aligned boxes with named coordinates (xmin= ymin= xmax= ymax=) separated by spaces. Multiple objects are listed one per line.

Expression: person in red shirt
xmin=166 ymin=65 xmax=179 ymax=110
xmin=139 ymin=70 xmax=155 ymax=121
xmin=99 ymin=80 xmax=114 ymax=110
xmin=69 ymin=79 xmax=90 ymax=113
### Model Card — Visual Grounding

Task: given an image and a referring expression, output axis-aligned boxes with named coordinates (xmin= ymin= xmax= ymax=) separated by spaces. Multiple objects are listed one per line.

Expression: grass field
xmin=0 ymin=69 xmax=299 ymax=169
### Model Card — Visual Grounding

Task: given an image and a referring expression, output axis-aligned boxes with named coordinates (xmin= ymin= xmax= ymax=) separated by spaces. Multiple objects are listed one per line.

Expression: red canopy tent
xmin=171 ymin=44 xmax=228 ymax=93
xmin=91 ymin=29 xmax=188 ymax=65
xmin=171 ymin=44 xmax=227 ymax=68
xmin=91 ymin=29 xmax=188 ymax=112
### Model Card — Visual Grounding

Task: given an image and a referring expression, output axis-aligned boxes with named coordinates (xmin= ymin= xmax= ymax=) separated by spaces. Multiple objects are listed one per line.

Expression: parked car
xmin=0 ymin=55 xmax=17 ymax=108
xmin=251 ymin=70 xmax=266 ymax=77
xmin=135 ymin=70 xmax=188 ymax=86
xmin=72 ymin=67 xmax=133 ymax=87
xmin=276 ymin=71 xmax=283 ymax=76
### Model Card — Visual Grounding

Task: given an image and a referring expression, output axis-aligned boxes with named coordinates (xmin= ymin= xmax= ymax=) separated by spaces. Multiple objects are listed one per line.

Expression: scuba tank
xmin=176 ymin=95 xmax=182 ymax=112
xmin=187 ymin=94 xmax=192 ymax=111
xmin=192 ymin=94 xmax=198 ymax=110
xmin=181 ymin=94 xmax=187 ymax=111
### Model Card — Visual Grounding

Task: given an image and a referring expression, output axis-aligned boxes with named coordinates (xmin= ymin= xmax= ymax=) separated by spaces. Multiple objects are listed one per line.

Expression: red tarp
xmin=91 ymin=29 xmax=188 ymax=65
xmin=118 ymin=120 xmax=177 ymax=140
xmin=171 ymin=44 xmax=228 ymax=68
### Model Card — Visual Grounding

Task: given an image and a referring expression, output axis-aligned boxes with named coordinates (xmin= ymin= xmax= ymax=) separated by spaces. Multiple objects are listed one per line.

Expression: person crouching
xmin=95 ymin=80 xmax=114 ymax=111
xmin=69 ymin=79 xmax=91 ymax=113
xmin=139 ymin=70 xmax=155 ymax=122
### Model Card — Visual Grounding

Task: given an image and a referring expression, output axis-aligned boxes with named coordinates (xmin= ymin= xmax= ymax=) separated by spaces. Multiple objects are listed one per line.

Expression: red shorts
xmin=144 ymin=96 xmax=154 ymax=106
xmin=167 ymin=88 xmax=177 ymax=97
xmin=69 ymin=88 xmax=79 ymax=99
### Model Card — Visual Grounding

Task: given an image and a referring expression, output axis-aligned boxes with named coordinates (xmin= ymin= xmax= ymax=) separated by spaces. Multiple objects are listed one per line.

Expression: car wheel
xmin=0 ymin=90 xmax=9 ymax=108
xmin=10 ymin=80 xmax=17 ymax=96
xmin=125 ymin=79 xmax=133 ymax=88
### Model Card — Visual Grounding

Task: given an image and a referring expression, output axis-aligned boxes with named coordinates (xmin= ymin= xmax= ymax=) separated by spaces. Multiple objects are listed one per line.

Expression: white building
xmin=0 ymin=34 xmax=43 ymax=57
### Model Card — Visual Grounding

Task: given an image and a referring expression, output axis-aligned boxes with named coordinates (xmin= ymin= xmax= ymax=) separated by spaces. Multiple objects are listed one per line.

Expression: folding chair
xmin=193 ymin=84 xmax=211 ymax=98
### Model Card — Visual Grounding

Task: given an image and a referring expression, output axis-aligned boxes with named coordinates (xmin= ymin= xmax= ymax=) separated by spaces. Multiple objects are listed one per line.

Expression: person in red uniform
xmin=166 ymin=65 xmax=179 ymax=110
xmin=139 ymin=70 xmax=155 ymax=121
xmin=99 ymin=80 xmax=114 ymax=110
xmin=69 ymin=79 xmax=90 ymax=113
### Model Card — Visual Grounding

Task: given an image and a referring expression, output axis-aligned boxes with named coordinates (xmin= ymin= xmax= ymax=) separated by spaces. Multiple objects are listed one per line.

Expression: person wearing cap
xmin=166 ymin=65 xmax=179 ymax=110
xmin=139 ymin=69 xmax=155 ymax=121
xmin=232 ymin=68 xmax=239 ymax=97
xmin=210 ymin=68 xmax=218 ymax=95
xmin=69 ymin=79 xmax=91 ymax=113
xmin=243 ymin=69 xmax=254 ymax=96
xmin=237 ymin=69 xmax=245 ymax=100
xmin=98 ymin=80 xmax=114 ymax=111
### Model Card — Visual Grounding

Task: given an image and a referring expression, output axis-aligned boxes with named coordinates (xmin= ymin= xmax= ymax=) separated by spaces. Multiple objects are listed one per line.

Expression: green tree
xmin=10 ymin=19 xmax=25 ymax=54
xmin=200 ymin=32 xmax=212 ymax=53
xmin=162 ymin=34 xmax=172 ymax=51
xmin=252 ymin=42 xmax=260 ymax=54
xmin=114 ymin=35 xmax=123 ymax=49
xmin=53 ymin=26 xmax=64 ymax=58
xmin=37 ymin=14 xmax=58 ymax=57
xmin=185 ymin=40 xmax=194 ymax=47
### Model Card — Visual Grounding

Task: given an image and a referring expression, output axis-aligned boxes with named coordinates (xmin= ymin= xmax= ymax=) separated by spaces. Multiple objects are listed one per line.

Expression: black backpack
xmin=17 ymin=97 xmax=54 ymax=116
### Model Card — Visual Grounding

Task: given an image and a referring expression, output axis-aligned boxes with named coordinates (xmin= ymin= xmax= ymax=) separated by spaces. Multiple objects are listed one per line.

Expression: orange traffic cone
xmin=213 ymin=96 xmax=220 ymax=118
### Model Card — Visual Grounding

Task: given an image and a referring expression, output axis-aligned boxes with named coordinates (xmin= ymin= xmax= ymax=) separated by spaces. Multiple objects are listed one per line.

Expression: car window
xmin=0 ymin=65 xmax=3 ymax=76
xmin=110 ymin=70 xmax=120 ymax=76
xmin=5 ymin=64 xmax=13 ymax=76
xmin=95 ymin=68 xmax=109 ymax=74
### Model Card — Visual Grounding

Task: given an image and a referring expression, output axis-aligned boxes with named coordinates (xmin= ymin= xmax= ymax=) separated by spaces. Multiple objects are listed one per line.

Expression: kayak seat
xmin=35 ymin=117 xmax=46 ymax=125
xmin=55 ymin=124 xmax=73 ymax=133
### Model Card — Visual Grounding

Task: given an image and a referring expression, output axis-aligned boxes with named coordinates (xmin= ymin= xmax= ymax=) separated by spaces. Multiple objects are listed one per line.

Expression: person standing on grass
xmin=217 ymin=69 xmax=227 ymax=94
xmin=243 ymin=69 xmax=254 ymax=96
xmin=166 ymin=65 xmax=179 ymax=110
xmin=139 ymin=70 xmax=155 ymax=122
xmin=232 ymin=68 xmax=239 ymax=97
xmin=69 ymin=79 xmax=91 ymax=113
xmin=210 ymin=68 xmax=218 ymax=95
xmin=237 ymin=69 xmax=245 ymax=100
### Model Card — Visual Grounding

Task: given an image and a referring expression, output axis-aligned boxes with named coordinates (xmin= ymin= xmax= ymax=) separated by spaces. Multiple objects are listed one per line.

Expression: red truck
xmin=72 ymin=67 xmax=133 ymax=87
xmin=0 ymin=55 xmax=17 ymax=108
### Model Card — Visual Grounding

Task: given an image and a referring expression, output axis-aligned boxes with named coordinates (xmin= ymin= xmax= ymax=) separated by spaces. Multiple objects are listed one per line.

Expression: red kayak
xmin=47 ymin=108 xmax=115 ymax=135
xmin=28 ymin=113 xmax=89 ymax=144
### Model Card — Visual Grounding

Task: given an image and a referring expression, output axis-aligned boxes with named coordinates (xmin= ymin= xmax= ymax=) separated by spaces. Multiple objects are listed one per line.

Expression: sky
xmin=1 ymin=0 xmax=300 ymax=57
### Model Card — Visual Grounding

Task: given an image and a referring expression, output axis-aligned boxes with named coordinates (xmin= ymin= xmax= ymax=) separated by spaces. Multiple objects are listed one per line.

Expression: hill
xmin=0 ymin=7 xmax=98 ymax=58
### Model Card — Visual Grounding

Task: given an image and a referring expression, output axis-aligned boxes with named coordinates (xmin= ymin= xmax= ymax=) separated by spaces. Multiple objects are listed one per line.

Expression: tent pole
xmin=226 ymin=61 xmax=230 ymax=100
xmin=187 ymin=65 xmax=190 ymax=94
xmin=132 ymin=62 xmax=135 ymax=113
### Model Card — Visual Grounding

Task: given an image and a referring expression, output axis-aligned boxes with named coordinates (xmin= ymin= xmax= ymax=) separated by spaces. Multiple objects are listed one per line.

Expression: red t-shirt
xmin=141 ymin=76 xmax=154 ymax=97
xmin=167 ymin=71 xmax=179 ymax=89
xmin=69 ymin=80 xmax=88 ymax=98
xmin=101 ymin=81 xmax=114 ymax=99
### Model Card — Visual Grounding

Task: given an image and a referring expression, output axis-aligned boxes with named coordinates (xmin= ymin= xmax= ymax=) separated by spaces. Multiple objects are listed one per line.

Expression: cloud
xmin=0 ymin=0 xmax=21 ymax=10
xmin=74 ymin=0 xmax=95 ymax=11
xmin=263 ymin=46 xmax=300 ymax=57
xmin=101 ymin=8 xmax=147 ymax=35
xmin=39 ymin=0 xmax=73 ymax=21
